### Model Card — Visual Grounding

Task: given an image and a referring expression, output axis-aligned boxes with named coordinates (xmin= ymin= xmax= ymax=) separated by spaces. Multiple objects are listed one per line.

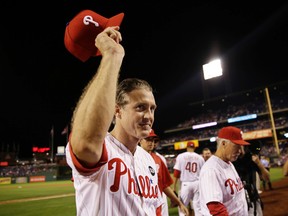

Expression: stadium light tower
xmin=202 ymin=59 xmax=223 ymax=80
xmin=201 ymin=58 xmax=223 ymax=99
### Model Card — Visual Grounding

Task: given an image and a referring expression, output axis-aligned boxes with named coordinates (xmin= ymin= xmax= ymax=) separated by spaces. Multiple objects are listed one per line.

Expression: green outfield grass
xmin=269 ymin=166 xmax=283 ymax=182
xmin=0 ymin=167 xmax=284 ymax=216
xmin=0 ymin=180 xmax=75 ymax=216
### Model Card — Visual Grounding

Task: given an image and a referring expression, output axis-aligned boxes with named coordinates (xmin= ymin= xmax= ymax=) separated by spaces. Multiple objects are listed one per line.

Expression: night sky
xmin=1 ymin=1 xmax=288 ymax=158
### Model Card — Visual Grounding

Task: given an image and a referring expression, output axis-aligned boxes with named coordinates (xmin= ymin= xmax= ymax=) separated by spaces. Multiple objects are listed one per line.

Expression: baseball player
xmin=139 ymin=130 xmax=189 ymax=216
xmin=151 ymin=130 xmax=169 ymax=214
xmin=199 ymin=126 xmax=250 ymax=216
xmin=202 ymin=147 xmax=212 ymax=161
xmin=152 ymin=133 xmax=170 ymax=215
xmin=173 ymin=141 xmax=205 ymax=216
xmin=152 ymin=132 xmax=168 ymax=167
xmin=65 ymin=16 xmax=163 ymax=215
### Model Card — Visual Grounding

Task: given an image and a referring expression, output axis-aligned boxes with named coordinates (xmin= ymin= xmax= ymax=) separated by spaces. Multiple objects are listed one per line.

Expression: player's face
xmin=226 ymin=140 xmax=244 ymax=162
xmin=203 ymin=150 xmax=212 ymax=161
xmin=153 ymin=139 xmax=160 ymax=150
xmin=118 ymin=89 xmax=156 ymax=140
xmin=140 ymin=137 xmax=157 ymax=152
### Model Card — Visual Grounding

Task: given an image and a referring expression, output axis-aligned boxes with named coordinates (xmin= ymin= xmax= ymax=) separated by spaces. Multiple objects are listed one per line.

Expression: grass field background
xmin=0 ymin=167 xmax=284 ymax=216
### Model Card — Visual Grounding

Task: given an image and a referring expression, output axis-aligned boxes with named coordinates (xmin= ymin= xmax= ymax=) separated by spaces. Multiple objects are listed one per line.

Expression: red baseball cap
xmin=218 ymin=126 xmax=250 ymax=145
xmin=64 ymin=10 xmax=124 ymax=62
xmin=187 ymin=141 xmax=195 ymax=148
xmin=148 ymin=129 xmax=158 ymax=138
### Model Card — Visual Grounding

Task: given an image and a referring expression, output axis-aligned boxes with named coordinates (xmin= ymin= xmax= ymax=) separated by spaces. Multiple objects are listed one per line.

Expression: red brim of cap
xmin=64 ymin=28 xmax=91 ymax=62
xmin=96 ymin=12 xmax=125 ymax=56
xmin=231 ymin=140 xmax=250 ymax=145
xmin=65 ymin=12 xmax=124 ymax=62
xmin=148 ymin=134 xmax=158 ymax=137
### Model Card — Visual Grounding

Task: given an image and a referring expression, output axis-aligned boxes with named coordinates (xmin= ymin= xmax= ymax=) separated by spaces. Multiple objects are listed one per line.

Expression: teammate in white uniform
xmin=151 ymin=130 xmax=169 ymax=214
xmin=140 ymin=130 xmax=189 ymax=216
xmin=202 ymin=147 xmax=212 ymax=162
xmin=199 ymin=126 xmax=250 ymax=216
xmin=65 ymin=21 xmax=163 ymax=215
xmin=173 ymin=141 xmax=205 ymax=216
xmin=153 ymin=135 xmax=173 ymax=214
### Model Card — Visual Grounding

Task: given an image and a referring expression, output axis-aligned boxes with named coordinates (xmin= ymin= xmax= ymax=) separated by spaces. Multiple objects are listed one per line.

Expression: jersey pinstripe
xmin=154 ymin=151 xmax=169 ymax=216
xmin=66 ymin=133 xmax=162 ymax=216
xmin=151 ymin=152 xmax=173 ymax=194
xmin=155 ymin=151 xmax=167 ymax=167
xmin=199 ymin=155 xmax=248 ymax=216
xmin=173 ymin=152 xmax=205 ymax=182
xmin=173 ymin=151 xmax=204 ymax=216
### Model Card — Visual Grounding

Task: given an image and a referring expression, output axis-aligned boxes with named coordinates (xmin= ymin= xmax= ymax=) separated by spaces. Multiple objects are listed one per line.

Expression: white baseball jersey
xmin=154 ymin=151 xmax=169 ymax=216
xmin=173 ymin=152 xmax=205 ymax=182
xmin=173 ymin=151 xmax=205 ymax=216
xmin=66 ymin=133 xmax=163 ymax=216
xmin=199 ymin=155 xmax=248 ymax=216
xmin=156 ymin=151 xmax=167 ymax=167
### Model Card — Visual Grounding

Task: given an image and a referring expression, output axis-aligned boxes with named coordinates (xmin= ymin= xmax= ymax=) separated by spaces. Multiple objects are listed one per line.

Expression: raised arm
xmin=70 ymin=26 xmax=125 ymax=165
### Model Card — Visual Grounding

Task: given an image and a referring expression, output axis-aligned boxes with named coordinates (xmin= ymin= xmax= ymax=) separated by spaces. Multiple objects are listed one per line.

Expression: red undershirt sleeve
xmin=173 ymin=169 xmax=181 ymax=178
xmin=68 ymin=132 xmax=108 ymax=174
xmin=207 ymin=202 xmax=229 ymax=216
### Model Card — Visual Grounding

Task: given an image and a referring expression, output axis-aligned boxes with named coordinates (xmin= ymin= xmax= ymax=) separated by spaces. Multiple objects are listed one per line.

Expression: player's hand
xmin=251 ymin=154 xmax=260 ymax=164
xmin=178 ymin=202 xmax=189 ymax=215
xmin=170 ymin=191 xmax=179 ymax=208
xmin=95 ymin=26 xmax=124 ymax=57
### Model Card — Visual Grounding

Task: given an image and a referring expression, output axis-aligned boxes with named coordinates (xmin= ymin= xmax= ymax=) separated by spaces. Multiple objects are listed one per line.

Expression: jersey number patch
xmin=185 ymin=162 xmax=197 ymax=173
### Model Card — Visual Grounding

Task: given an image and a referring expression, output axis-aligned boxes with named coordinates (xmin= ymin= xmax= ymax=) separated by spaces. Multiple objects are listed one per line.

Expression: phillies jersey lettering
xmin=66 ymin=133 xmax=162 ymax=216
xmin=108 ymin=158 xmax=159 ymax=198
xmin=225 ymin=177 xmax=244 ymax=195
xmin=199 ymin=155 xmax=248 ymax=216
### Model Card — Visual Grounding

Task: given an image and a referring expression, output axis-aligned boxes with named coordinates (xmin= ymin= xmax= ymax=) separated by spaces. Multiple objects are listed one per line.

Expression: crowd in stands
xmin=172 ymin=94 xmax=287 ymax=130
xmin=0 ymin=163 xmax=57 ymax=177
xmin=1 ymin=83 xmax=287 ymax=176
xmin=158 ymin=84 xmax=288 ymax=171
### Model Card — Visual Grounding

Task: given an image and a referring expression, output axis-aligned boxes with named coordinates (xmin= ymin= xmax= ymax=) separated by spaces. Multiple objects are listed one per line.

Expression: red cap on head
xmin=218 ymin=126 xmax=250 ymax=145
xmin=64 ymin=10 xmax=124 ymax=62
xmin=187 ymin=141 xmax=195 ymax=148
xmin=148 ymin=129 xmax=158 ymax=138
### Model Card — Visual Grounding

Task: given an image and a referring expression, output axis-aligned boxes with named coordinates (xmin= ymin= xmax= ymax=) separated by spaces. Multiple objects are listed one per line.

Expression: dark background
xmin=1 ymin=1 xmax=288 ymax=157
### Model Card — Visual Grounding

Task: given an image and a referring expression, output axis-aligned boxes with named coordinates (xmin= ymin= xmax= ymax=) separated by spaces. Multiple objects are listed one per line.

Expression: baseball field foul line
xmin=0 ymin=193 xmax=75 ymax=205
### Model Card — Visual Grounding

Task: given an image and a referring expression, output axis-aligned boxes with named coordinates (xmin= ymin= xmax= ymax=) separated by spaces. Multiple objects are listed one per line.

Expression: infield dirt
xmin=260 ymin=176 xmax=288 ymax=216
